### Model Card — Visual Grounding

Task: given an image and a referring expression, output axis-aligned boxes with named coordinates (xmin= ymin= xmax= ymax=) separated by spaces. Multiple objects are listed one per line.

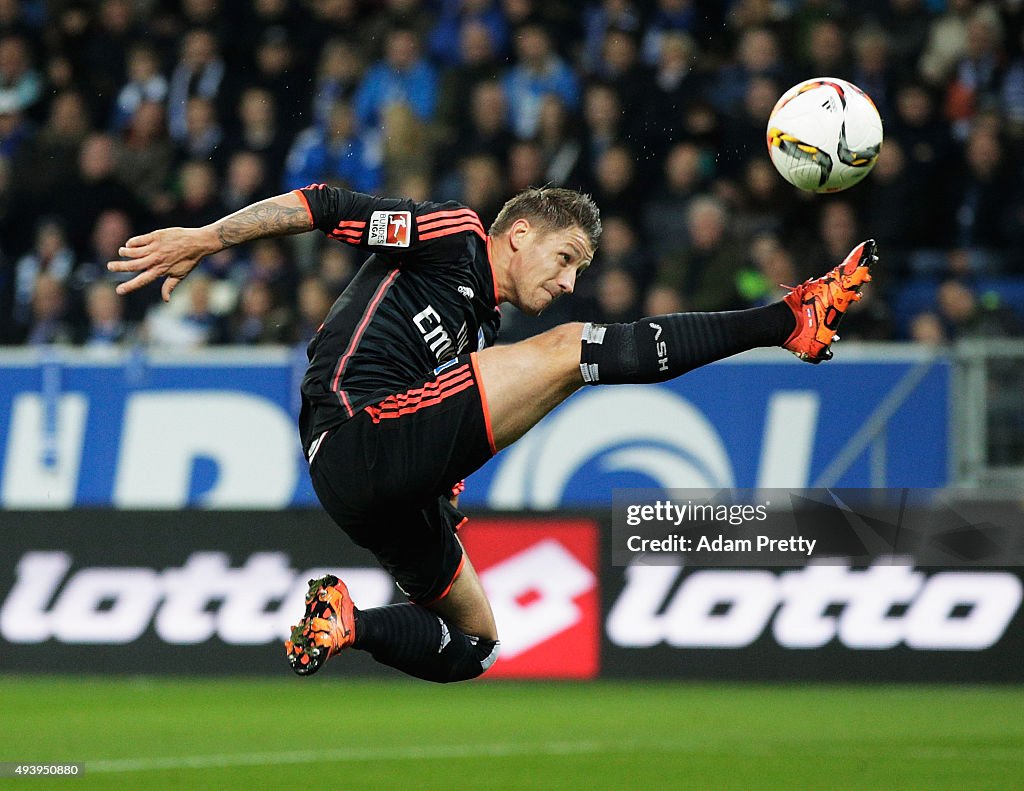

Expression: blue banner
xmin=0 ymin=346 xmax=949 ymax=509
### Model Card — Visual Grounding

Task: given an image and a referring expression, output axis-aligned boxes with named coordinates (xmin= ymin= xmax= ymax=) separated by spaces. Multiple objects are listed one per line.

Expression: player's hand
xmin=107 ymin=226 xmax=219 ymax=302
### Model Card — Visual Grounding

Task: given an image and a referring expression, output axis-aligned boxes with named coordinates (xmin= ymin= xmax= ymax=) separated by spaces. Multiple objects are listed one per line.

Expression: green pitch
xmin=1 ymin=677 xmax=1021 ymax=790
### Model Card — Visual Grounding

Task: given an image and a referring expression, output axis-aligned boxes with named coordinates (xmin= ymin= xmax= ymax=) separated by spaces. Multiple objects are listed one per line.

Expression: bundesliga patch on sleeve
xmin=368 ymin=211 xmax=412 ymax=247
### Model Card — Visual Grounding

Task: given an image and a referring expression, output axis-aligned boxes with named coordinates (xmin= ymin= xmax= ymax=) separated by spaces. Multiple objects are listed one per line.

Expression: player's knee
xmin=449 ymin=636 xmax=500 ymax=683
xmin=548 ymin=321 xmax=586 ymax=351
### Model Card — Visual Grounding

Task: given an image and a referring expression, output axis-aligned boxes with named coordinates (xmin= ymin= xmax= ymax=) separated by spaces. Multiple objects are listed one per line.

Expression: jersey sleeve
xmin=294 ymin=184 xmax=486 ymax=265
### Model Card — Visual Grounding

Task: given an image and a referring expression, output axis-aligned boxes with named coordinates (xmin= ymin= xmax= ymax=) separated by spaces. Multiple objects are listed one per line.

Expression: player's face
xmin=509 ymin=222 xmax=593 ymax=316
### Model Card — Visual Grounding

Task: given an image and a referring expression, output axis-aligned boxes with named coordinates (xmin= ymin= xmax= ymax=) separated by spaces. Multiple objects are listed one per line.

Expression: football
xmin=766 ymin=77 xmax=883 ymax=192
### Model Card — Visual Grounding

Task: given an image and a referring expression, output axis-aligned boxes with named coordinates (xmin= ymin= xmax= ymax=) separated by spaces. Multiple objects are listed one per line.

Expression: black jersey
xmin=297 ymin=184 xmax=502 ymax=438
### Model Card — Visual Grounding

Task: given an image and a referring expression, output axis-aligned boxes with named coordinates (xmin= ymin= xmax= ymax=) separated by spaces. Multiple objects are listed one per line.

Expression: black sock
xmin=579 ymin=302 xmax=794 ymax=385
xmin=352 ymin=603 xmax=499 ymax=683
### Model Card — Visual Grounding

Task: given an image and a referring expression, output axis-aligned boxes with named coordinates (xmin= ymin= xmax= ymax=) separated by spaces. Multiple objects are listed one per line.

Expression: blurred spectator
xmin=317 ymin=243 xmax=358 ymax=295
xmin=0 ymin=0 xmax=39 ymax=49
xmin=936 ymin=278 xmax=1022 ymax=339
xmin=589 ymin=144 xmax=642 ymax=223
xmin=438 ymin=79 xmax=514 ymax=179
xmin=581 ymin=0 xmax=643 ymax=75
xmin=643 ymin=31 xmax=704 ymax=158
xmin=163 ymin=160 xmax=226 ymax=229
xmin=354 ymin=26 xmax=438 ymax=130
xmin=594 ymin=26 xmax=653 ymax=124
xmin=655 ymin=195 xmax=747 ymax=312
xmin=167 ymin=29 xmax=225 ymax=141
xmin=435 ymin=19 xmax=503 ymax=144
xmin=23 ymin=274 xmax=73 ymax=345
xmin=82 ymin=0 xmax=138 ymax=119
xmin=943 ymin=11 xmax=1006 ymax=139
xmin=0 ymin=33 xmax=41 ymax=114
xmin=361 ymin=0 xmax=435 ymax=60
xmin=836 ymin=287 xmax=896 ymax=341
xmin=21 ymin=89 xmax=88 ymax=198
xmin=238 ymin=0 xmax=313 ymax=69
xmin=811 ymin=201 xmax=862 ymax=281
xmin=305 ymin=0 xmax=362 ymax=56
xmin=584 ymin=267 xmax=642 ymax=324
xmin=587 ymin=214 xmax=654 ymax=294
xmin=502 ymin=22 xmax=578 ymax=139
xmin=284 ymin=101 xmax=382 ymax=193
xmin=290 ymin=275 xmax=334 ymax=343
xmin=642 ymin=141 xmax=707 ymax=263
xmin=249 ymin=26 xmax=313 ymax=135
xmin=909 ymin=310 xmax=948 ymax=345
xmin=802 ymin=17 xmax=850 ymax=76
xmin=535 ymin=94 xmax=582 ymax=187
xmin=731 ymin=157 xmax=794 ymax=239
xmin=457 ymin=153 xmax=505 ymax=225
xmin=577 ymin=81 xmax=624 ymax=185
xmin=53 ymin=132 xmax=145 ymax=258
xmin=225 ymin=86 xmax=291 ymax=187
xmin=312 ymin=39 xmax=365 ymax=129
xmin=228 ymin=279 xmax=289 ymax=344
xmin=249 ymin=237 xmax=297 ymax=307
xmin=730 ymin=231 xmax=798 ymax=308
xmin=145 ymin=273 xmax=229 ymax=348
xmin=114 ymin=100 xmax=175 ymax=214
xmin=851 ymin=26 xmax=898 ymax=120
xmin=506 ymin=139 xmax=545 ymax=193
xmin=878 ymin=0 xmax=931 ymax=79
xmin=222 ymin=150 xmax=269 ymax=213
xmin=429 ymin=0 xmax=509 ymax=67
xmin=13 ymin=218 xmax=74 ymax=327
xmin=941 ymin=127 xmax=1016 ymax=271
xmin=862 ymin=139 xmax=918 ymax=272
xmin=712 ymin=27 xmax=789 ymax=116
xmin=0 ymin=83 xmax=32 ymax=164
xmin=919 ymin=0 xmax=999 ymax=88
xmin=174 ymin=95 xmax=224 ymax=166
xmin=641 ymin=0 xmax=700 ymax=66
xmin=720 ymin=75 xmax=780 ymax=178
xmin=112 ymin=44 xmax=168 ymax=132
xmin=79 ymin=279 xmax=131 ymax=348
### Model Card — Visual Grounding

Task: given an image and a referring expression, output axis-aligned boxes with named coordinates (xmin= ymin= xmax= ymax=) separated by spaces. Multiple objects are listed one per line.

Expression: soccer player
xmin=108 ymin=184 xmax=874 ymax=682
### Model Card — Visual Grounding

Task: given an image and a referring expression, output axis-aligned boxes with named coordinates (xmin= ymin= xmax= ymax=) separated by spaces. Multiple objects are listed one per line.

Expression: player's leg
xmin=423 ymin=553 xmax=496 ymax=639
xmin=475 ymin=239 xmax=876 ymax=449
xmin=287 ymin=401 xmax=500 ymax=682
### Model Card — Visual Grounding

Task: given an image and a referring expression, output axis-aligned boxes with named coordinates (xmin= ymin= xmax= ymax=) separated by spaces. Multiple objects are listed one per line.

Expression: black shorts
xmin=304 ymin=353 xmax=496 ymax=604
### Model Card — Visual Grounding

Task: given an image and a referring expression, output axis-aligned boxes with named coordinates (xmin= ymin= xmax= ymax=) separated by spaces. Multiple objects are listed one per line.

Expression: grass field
xmin=1 ymin=677 xmax=1021 ymax=790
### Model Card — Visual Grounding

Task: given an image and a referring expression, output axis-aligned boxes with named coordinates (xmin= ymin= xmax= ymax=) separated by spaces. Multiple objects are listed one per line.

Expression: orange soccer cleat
xmin=284 ymin=574 xmax=357 ymax=676
xmin=782 ymin=239 xmax=876 ymax=363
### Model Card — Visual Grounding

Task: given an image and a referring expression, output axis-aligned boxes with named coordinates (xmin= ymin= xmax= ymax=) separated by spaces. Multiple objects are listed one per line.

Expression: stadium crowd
xmin=1 ymin=0 xmax=1023 ymax=349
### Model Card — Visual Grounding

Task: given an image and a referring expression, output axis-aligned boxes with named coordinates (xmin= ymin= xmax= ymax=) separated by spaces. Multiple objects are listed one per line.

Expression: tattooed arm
xmin=107 ymin=192 xmax=313 ymax=302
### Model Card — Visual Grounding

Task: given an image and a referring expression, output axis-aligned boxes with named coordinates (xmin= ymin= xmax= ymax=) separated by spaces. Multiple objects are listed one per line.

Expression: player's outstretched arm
xmin=107 ymin=192 xmax=312 ymax=302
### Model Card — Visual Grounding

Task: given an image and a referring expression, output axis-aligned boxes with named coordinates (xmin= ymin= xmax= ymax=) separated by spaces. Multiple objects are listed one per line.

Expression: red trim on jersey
xmin=292 ymin=189 xmax=314 ymax=227
xmin=331 ymin=269 xmax=400 ymax=416
xmin=485 ymin=236 xmax=500 ymax=305
xmin=419 ymin=215 xmax=486 ymax=234
xmin=470 ymin=351 xmax=496 ymax=455
xmin=335 ymin=219 xmax=367 ymax=230
xmin=365 ymin=368 xmax=475 ymax=422
xmin=418 ymin=208 xmax=480 ymax=226
xmin=371 ymin=365 xmax=472 ymax=412
xmin=365 ymin=379 xmax=476 ymax=422
xmin=419 ymin=553 xmax=466 ymax=605
xmin=330 ymin=229 xmax=364 ymax=244
xmin=419 ymin=222 xmax=487 ymax=241
xmin=338 ymin=388 xmax=354 ymax=415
